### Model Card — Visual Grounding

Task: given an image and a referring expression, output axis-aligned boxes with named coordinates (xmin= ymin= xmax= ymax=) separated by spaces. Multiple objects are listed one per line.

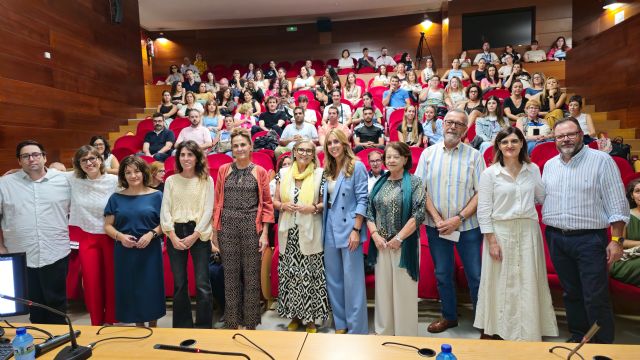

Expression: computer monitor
xmin=0 ymin=252 xmax=29 ymax=317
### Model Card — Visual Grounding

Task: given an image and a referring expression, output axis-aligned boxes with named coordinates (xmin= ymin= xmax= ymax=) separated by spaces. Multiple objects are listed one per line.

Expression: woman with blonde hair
xmin=397 ymin=105 xmax=423 ymax=146
xmin=202 ymin=100 xmax=223 ymax=140
xmin=213 ymin=128 xmax=274 ymax=329
xmin=536 ymin=76 xmax=566 ymax=128
xmin=342 ymin=72 xmax=362 ymax=105
xmin=273 ymin=140 xmax=329 ymax=333
xmin=444 ymin=76 xmax=467 ymax=110
xmin=161 ymin=140 xmax=215 ymax=328
xmin=149 ymin=161 xmax=166 ymax=192
xmin=177 ymin=91 xmax=205 ymax=117
xmin=322 ymin=128 xmax=369 ymax=334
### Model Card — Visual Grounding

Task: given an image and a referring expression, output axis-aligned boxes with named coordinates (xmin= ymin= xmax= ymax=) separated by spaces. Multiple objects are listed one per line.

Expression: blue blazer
xmin=322 ymin=161 xmax=369 ymax=248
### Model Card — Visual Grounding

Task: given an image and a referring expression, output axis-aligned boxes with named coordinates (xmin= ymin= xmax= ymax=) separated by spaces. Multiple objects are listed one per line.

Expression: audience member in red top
xmin=547 ymin=36 xmax=571 ymax=61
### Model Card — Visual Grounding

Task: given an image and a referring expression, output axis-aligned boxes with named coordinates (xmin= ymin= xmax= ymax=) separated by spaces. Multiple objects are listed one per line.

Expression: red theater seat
xmin=409 ymin=146 xmax=424 ymax=174
xmin=483 ymin=147 xmax=494 ymax=166
xmin=356 ymin=148 xmax=383 ymax=170
xmin=612 ymin=155 xmax=634 ymax=180
xmin=530 ymin=142 xmax=559 ymax=173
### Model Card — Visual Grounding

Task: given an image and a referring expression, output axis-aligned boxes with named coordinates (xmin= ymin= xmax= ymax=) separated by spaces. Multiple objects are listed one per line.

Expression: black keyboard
xmin=0 ymin=342 xmax=12 ymax=360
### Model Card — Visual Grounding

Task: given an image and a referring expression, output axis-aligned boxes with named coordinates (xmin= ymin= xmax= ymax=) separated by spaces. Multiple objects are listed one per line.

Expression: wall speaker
xmin=316 ymin=18 xmax=332 ymax=32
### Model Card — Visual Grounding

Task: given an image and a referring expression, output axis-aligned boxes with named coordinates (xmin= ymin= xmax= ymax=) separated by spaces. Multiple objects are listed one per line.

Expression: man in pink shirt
xmin=175 ymin=109 xmax=213 ymax=153
xmin=319 ymin=106 xmax=351 ymax=148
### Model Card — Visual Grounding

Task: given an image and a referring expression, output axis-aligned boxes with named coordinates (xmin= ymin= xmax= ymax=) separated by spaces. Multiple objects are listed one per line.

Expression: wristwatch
xmin=456 ymin=212 xmax=466 ymax=222
xmin=611 ymin=236 xmax=625 ymax=245
xmin=352 ymin=227 xmax=361 ymax=232
xmin=394 ymin=235 xmax=402 ymax=243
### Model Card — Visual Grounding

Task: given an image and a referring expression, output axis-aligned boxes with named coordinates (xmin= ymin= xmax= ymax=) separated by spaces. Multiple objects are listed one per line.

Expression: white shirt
xmin=304 ymin=109 xmax=317 ymax=125
xmin=477 ymin=162 xmax=544 ymax=234
xmin=68 ymin=173 xmax=119 ymax=234
xmin=0 ymin=169 xmax=71 ymax=268
xmin=368 ymin=171 xmax=385 ymax=193
xmin=322 ymin=104 xmax=352 ymax=124
xmin=338 ymin=58 xmax=354 ymax=69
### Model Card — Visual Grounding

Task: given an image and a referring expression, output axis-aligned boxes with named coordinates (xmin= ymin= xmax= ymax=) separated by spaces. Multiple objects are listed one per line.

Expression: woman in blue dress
xmin=104 ymin=156 xmax=165 ymax=327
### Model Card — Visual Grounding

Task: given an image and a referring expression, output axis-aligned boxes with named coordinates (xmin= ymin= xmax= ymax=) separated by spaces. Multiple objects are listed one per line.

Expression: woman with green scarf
xmin=273 ymin=140 xmax=330 ymax=333
xmin=366 ymin=142 xmax=426 ymax=336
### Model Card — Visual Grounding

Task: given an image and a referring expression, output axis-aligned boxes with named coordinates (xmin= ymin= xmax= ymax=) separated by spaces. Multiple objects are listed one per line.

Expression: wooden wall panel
xmin=567 ymin=13 xmax=640 ymax=128
xmin=0 ymin=0 xmax=145 ymax=171
xmin=573 ymin=1 xmax=640 ymax=45
xmin=149 ymin=13 xmax=442 ymax=79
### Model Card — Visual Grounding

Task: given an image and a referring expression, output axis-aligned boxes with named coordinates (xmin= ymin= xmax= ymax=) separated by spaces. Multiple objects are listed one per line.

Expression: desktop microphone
xmin=0 ymin=294 xmax=92 ymax=360
xmin=35 ymin=330 xmax=81 ymax=357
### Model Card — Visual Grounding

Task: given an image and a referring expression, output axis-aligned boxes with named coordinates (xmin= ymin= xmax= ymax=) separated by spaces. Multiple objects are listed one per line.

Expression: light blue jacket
xmin=322 ymin=161 xmax=369 ymax=248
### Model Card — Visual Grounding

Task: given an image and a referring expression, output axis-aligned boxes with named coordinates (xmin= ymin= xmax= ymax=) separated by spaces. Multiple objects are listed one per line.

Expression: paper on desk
xmin=440 ymin=231 xmax=460 ymax=242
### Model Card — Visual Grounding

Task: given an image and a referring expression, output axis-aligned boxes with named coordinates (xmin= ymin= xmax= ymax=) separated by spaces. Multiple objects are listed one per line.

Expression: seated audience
xmin=180 ymin=57 xmax=200 ymax=81
xmin=171 ymin=81 xmax=186 ymax=107
xmin=204 ymin=72 xmax=220 ymax=94
xmin=314 ymin=75 xmax=335 ymax=108
xmin=421 ymin=105 xmax=443 ymax=146
xmin=214 ymin=115 xmax=235 ymax=155
xmin=90 ymin=136 xmax=119 ymax=175
xmin=297 ymin=95 xmax=318 ymax=126
xmin=400 ymin=70 xmax=422 ymax=103
xmin=293 ymin=66 xmax=316 ymax=92
xmin=246 ymin=79 xmax=265 ymax=103
xmin=500 ymin=44 xmax=521 ymax=63
xmin=503 ymin=80 xmax=527 ymax=125
xmin=358 ymin=47 xmax=376 ymax=70
xmin=498 ymin=54 xmax=514 ymax=80
xmin=254 ymin=69 xmax=269 ymax=93
xmin=475 ymin=96 xmax=509 ymax=153
xmin=277 ymin=87 xmax=296 ymax=118
xmin=444 ymin=77 xmax=467 ymax=110
xmin=524 ymin=40 xmax=547 ymax=63
xmin=504 ymin=62 xmax=531 ymax=89
xmin=525 ymin=72 xmax=545 ymax=99
xmin=352 ymin=92 xmax=383 ymax=126
xmin=242 ymin=62 xmax=256 ymax=81
xmin=516 ymin=100 xmax=552 ymax=154
xmin=175 ymin=109 xmax=213 ymax=152
xmin=399 ymin=52 xmax=415 ymax=71
xmin=342 ymin=72 xmax=362 ymax=105
xmin=471 ymin=58 xmax=487 ymax=85
xmin=217 ymin=87 xmax=237 ymax=116
xmin=233 ymin=103 xmax=258 ymax=131
xmin=547 ymin=36 xmax=571 ymax=61
xmin=195 ymin=83 xmax=215 ymax=106
xmin=371 ymin=65 xmax=390 ymax=87
xmin=230 ymin=70 xmax=246 ymax=101
xmin=264 ymin=60 xmax=278 ymax=80
xmin=397 ymin=105 xmax=423 ymax=146
xmin=243 ymin=90 xmax=262 ymax=117
xmin=277 ymin=67 xmax=293 ymax=93
xmin=459 ymin=84 xmax=485 ymax=125
xmin=367 ymin=150 xmax=386 ymax=193
xmin=274 ymin=106 xmax=319 ymax=158
xmin=421 ymin=57 xmax=437 ymax=83
xmin=157 ymin=90 xmax=178 ymax=124
xmin=182 ymin=69 xmax=200 ymax=93
xmin=473 ymin=41 xmax=500 ymax=65
xmin=567 ymin=95 xmax=596 ymax=143
xmin=269 ymin=155 xmax=292 ymax=198
xmin=202 ymin=100 xmax=223 ymax=140
xmin=396 ymin=62 xmax=408 ymax=83
xmin=536 ymin=76 xmax=566 ymax=128
xmin=165 ymin=65 xmax=184 ymax=85
xmin=322 ymin=90 xmax=352 ymax=126
xmin=319 ymin=106 xmax=351 ymax=147
xmin=265 ymin=76 xmax=281 ymax=98
xmin=480 ymin=65 xmax=503 ymax=93
xmin=442 ymin=58 xmax=470 ymax=83
xmin=325 ymin=67 xmax=342 ymax=89
xmin=611 ymin=179 xmax=640 ymax=286
xmin=193 ymin=53 xmax=208 ymax=75
xmin=305 ymin=60 xmax=316 ymax=77
xmin=418 ymin=75 xmax=445 ymax=121
xmin=142 ymin=113 xmax=175 ymax=162
xmin=458 ymin=50 xmax=472 ymax=67
xmin=383 ymin=76 xmax=411 ymax=121
xmin=375 ymin=47 xmax=397 ymax=68
xmin=353 ymin=107 xmax=385 ymax=153
xmin=338 ymin=49 xmax=355 ymax=69
xmin=177 ymin=91 xmax=205 ymax=118
xmin=149 ymin=161 xmax=166 ymax=192
xmin=259 ymin=96 xmax=289 ymax=136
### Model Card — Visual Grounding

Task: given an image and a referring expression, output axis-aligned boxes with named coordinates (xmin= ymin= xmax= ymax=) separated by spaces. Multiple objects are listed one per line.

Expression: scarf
xmin=280 ymin=161 xmax=314 ymax=205
xmin=366 ymin=170 xmax=420 ymax=281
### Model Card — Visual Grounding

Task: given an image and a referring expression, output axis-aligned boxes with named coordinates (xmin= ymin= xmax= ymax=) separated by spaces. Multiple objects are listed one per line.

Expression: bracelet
xmin=352 ymin=227 xmax=361 ymax=232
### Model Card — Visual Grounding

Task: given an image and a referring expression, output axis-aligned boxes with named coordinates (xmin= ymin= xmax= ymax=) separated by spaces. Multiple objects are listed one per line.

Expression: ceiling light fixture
xmin=603 ymin=0 xmax=624 ymax=10
xmin=420 ymin=14 xmax=432 ymax=29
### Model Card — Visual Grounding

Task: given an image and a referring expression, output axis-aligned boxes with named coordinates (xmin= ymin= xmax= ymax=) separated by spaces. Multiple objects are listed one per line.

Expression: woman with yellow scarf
xmin=273 ymin=140 xmax=329 ymax=333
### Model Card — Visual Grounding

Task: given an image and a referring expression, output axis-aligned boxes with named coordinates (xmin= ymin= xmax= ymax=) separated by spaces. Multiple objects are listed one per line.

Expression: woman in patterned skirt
xmin=273 ymin=140 xmax=329 ymax=333
xmin=213 ymin=128 xmax=274 ymax=329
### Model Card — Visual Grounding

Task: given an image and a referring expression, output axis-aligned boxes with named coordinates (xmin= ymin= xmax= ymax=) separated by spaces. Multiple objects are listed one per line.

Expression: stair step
xmin=591 ymin=112 xmax=608 ymax=121
xmin=136 ymin=113 xmax=151 ymax=119
xmin=606 ymin=128 xmax=637 ymax=139
xmin=593 ymin=120 xmax=620 ymax=130
xmin=584 ymin=105 xmax=596 ymax=113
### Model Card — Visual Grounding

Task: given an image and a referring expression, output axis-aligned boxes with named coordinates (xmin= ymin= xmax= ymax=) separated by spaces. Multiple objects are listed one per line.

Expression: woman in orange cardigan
xmin=212 ymin=127 xmax=274 ymax=329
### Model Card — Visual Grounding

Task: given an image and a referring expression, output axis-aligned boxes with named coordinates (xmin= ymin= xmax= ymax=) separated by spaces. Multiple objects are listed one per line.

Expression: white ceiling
xmin=139 ymin=0 xmax=443 ymax=31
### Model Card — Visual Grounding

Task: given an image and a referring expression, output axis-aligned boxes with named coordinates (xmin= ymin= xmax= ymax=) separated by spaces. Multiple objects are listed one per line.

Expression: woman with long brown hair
xmin=397 ymin=105 xmax=423 ymax=147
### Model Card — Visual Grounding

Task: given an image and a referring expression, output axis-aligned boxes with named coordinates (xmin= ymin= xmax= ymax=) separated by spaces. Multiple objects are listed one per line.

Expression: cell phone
xmin=533 ymin=128 xmax=540 ymax=136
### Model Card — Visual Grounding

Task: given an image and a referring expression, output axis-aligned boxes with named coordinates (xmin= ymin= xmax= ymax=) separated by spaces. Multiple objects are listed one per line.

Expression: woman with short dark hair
xmin=475 ymin=127 xmax=558 ymax=341
xmin=104 ymin=155 xmax=165 ymax=327
xmin=90 ymin=136 xmax=119 ymax=175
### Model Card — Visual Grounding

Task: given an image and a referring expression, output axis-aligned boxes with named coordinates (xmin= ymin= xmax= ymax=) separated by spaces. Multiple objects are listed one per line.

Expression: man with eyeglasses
xmin=542 ymin=117 xmax=628 ymax=344
xmin=367 ymin=151 xmax=386 ymax=193
xmin=274 ymin=106 xmax=318 ymax=159
xmin=142 ymin=112 xmax=175 ymax=162
xmin=415 ymin=109 xmax=486 ymax=334
xmin=0 ymin=140 xmax=71 ymax=324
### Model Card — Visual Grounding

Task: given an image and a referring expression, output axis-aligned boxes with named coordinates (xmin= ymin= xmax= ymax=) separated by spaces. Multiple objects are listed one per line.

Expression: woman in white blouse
xmin=338 ymin=49 xmax=354 ymax=70
xmin=474 ymin=126 xmax=558 ymax=341
xmin=293 ymin=66 xmax=316 ymax=92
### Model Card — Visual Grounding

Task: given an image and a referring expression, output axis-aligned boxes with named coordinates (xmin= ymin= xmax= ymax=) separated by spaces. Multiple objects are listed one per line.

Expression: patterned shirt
xmin=542 ymin=146 xmax=629 ymax=230
xmin=415 ymin=141 xmax=485 ymax=231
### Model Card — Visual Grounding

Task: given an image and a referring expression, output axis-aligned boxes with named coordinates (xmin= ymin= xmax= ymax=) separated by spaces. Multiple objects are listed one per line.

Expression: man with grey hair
xmin=415 ymin=109 xmax=486 ymax=334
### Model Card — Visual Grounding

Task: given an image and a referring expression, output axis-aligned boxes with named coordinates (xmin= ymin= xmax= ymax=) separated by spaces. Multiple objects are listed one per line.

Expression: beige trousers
xmin=374 ymin=247 xmax=418 ymax=336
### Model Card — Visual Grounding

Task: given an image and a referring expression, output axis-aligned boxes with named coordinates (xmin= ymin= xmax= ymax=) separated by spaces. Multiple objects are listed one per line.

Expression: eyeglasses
xmin=80 ymin=157 xmax=99 ymax=164
xmin=157 ymin=169 xmax=166 ymax=173
xmin=93 ymin=143 xmax=105 ymax=147
xmin=19 ymin=152 xmax=44 ymax=161
xmin=296 ymin=148 xmax=314 ymax=156
xmin=554 ymin=131 xmax=581 ymax=141
xmin=444 ymin=120 xmax=466 ymax=128
xmin=369 ymin=159 xmax=383 ymax=163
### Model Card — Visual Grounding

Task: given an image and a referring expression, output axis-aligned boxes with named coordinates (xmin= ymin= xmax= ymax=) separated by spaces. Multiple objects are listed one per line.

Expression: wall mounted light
xmin=603 ymin=0 xmax=624 ymax=10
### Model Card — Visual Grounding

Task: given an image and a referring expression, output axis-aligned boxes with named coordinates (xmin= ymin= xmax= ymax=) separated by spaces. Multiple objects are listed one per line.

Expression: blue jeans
xmin=426 ymin=226 xmax=482 ymax=321
xmin=546 ymin=227 xmax=614 ymax=343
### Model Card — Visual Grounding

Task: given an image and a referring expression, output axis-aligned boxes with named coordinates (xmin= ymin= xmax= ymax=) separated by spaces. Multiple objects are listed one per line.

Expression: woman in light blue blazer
xmin=322 ymin=128 xmax=369 ymax=334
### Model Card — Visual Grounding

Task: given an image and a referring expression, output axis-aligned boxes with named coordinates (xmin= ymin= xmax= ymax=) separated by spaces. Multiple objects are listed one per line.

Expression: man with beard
xmin=174 ymin=109 xmax=213 ymax=152
xmin=142 ymin=113 xmax=176 ymax=162
xmin=415 ymin=109 xmax=485 ymax=334
xmin=542 ymin=117 xmax=627 ymax=344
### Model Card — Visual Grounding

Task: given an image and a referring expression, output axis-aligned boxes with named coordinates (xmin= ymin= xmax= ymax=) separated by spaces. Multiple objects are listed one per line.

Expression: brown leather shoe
xmin=427 ymin=318 xmax=458 ymax=333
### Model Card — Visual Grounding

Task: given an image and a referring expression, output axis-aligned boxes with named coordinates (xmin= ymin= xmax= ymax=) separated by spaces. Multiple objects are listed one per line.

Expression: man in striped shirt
xmin=542 ymin=117 xmax=627 ymax=344
xmin=415 ymin=109 xmax=486 ymax=334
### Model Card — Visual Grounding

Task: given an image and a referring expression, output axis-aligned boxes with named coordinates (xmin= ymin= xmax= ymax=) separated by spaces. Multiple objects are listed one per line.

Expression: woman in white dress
xmin=474 ymin=126 xmax=558 ymax=341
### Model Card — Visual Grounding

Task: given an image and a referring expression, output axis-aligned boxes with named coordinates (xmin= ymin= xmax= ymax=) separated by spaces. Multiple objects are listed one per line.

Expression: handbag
xmin=610 ymin=136 xmax=631 ymax=162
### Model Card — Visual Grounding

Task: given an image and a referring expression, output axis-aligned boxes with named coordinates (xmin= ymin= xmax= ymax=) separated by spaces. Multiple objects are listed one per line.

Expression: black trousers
xmin=27 ymin=256 xmax=69 ymax=324
xmin=546 ymin=227 xmax=615 ymax=343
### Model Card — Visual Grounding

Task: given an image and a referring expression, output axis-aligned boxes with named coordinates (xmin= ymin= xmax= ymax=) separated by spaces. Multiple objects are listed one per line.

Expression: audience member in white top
xmin=275 ymin=106 xmax=319 ymax=158
xmin=297 ymin=95 xmax=318 ymax=126
xmin=177 ymin=91 xmax=205 ymax=118
xmin=524 ymin=40 xmax=547 ymax=63
xmin=175 ymin=109 xmax=213 ymax=152
xmin=180 ymin=57 xmax=201 ymax=81
xmin=293 ymin=66 xmax=316 ymax=92
xmin=375 ymin=47 xmax=397 ymax=68
xmin=371 ymin=65 xmax=390 ymax=87
xmin=473 ymin=41 xmax=500 ymax=65
xmin=0 ymin=140 xmax=71 ymax=324
xmin=421 ymin=57 xmax=437 ymax=83
xmin=366 ymin=150 xmax=386 ymax=193
xmin=90 ymin=136 xmax=120 ymax=176
xmin=567 ymin=95 xmax=596 ymax=142
xmin=322 ymin=90 xmax=352 ymax=126
xmin=338 ymin=49 xmax=355 ymax=69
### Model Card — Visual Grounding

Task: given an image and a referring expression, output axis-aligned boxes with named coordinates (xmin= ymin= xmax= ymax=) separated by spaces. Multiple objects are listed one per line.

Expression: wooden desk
xmin=299 ymin=333 xmax=640 ymax=360
xmin=3 ymin=325 xmax=306 ymax=360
